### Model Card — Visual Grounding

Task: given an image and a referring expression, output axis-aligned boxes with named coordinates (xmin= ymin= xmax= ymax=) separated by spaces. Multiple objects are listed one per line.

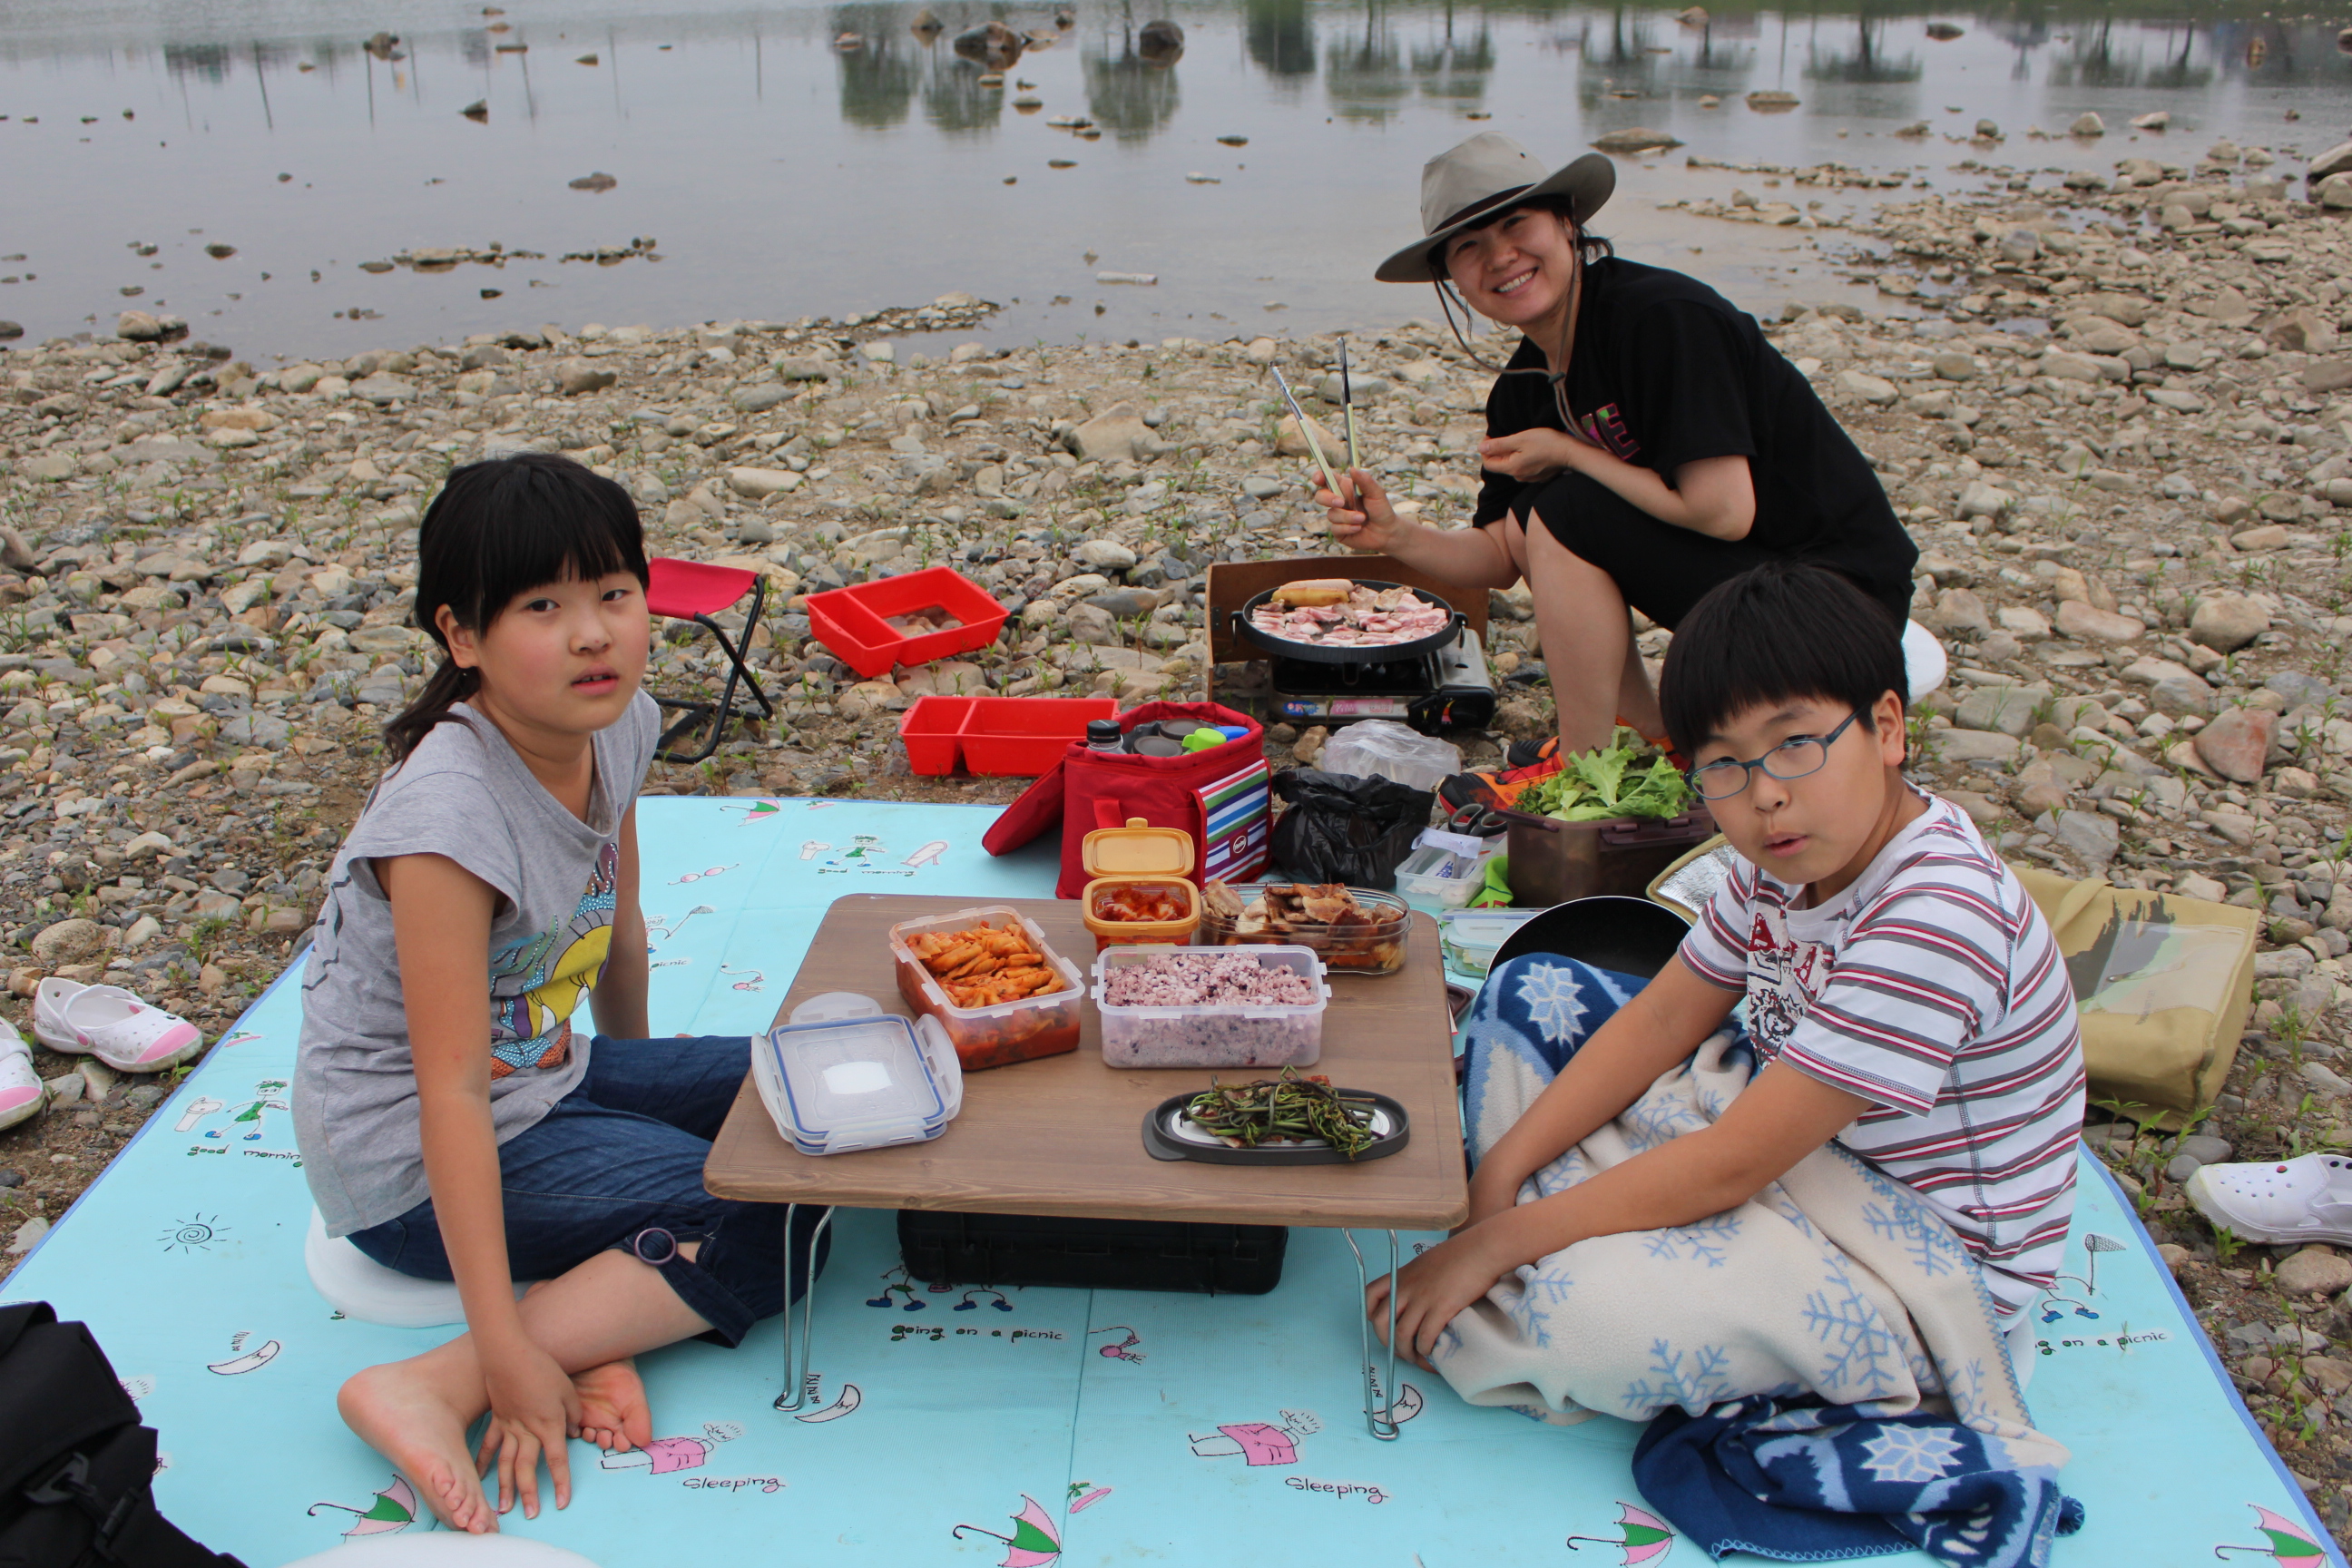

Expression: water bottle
xmin=1086 ymin=720 xmax=1125 ymax=753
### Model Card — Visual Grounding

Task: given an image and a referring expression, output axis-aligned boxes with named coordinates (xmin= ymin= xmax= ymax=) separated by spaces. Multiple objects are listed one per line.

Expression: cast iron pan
xmin=1230 ymin=580 xmax=1464 ymax=666
xmin=1142 ymin=1090 xmax=1411 ymax=1164
xmin=1488 ymin=896 xmax=1691 ymax=980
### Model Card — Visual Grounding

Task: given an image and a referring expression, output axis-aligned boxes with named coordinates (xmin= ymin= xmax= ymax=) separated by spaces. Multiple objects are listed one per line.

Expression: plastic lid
xmin=1082 ymin=815 xmax=1197 ymax=877
xmin=1086 ymin=720 xmax=1124 ymax=747
xmin=769 ymin=1013 xmax=944 ymax=1144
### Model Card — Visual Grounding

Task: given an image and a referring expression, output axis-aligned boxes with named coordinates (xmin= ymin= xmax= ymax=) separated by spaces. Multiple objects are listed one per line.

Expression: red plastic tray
xmin=805 ymin=566 xmax=1010 ymax=680
xmin=898 ymin=695 xmax=976 ymax=776
xmin=896 ymin=695 xmax=1119 ymax=777
xmin=961 ymin=697 xmax=1118 ymax=776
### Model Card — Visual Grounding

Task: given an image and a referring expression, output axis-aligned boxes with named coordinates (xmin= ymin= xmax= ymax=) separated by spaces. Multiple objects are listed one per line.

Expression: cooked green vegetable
xmin=1523 ymin=728 xmax=1692 ymax=823
xmin=1181 ymin=1067 xmax=1378 ymax=1158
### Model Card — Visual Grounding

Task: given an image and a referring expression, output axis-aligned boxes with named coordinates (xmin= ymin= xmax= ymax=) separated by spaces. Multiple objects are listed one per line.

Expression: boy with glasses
xmin=1370 ymin=562 xmax=2084 ymax=1389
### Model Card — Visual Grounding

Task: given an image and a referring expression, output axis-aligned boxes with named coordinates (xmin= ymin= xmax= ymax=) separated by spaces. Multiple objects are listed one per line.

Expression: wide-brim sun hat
xmin=1375 ymin=132 xmax=1616 ymax=284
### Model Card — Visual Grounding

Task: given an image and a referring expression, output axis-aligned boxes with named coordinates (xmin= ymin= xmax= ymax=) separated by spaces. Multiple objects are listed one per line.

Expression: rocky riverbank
xmin=3 ymin=131 xmax=2352 ymax=1538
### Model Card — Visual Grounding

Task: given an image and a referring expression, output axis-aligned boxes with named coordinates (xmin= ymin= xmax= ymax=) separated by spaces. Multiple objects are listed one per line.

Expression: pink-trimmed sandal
xmin=33 ymin=978 xmax=204 ymax=1074
xmin=0 ymin=1019 xmax=43 ymax=1131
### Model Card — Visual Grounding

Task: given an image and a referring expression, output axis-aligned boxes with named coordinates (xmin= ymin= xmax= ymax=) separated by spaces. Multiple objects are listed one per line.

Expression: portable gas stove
xmin=1263 ymin=627 xmax=1497 ymax=734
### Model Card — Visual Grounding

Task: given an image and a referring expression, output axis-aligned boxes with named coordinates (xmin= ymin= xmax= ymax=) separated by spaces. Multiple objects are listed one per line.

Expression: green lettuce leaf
xmin=1613 ymin=756 xmax=1692 ymax=821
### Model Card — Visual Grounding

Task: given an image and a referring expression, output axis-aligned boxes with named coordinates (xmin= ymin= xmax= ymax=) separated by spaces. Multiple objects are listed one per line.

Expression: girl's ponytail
xmin=381 ymin=656 xmax=479 ymax=765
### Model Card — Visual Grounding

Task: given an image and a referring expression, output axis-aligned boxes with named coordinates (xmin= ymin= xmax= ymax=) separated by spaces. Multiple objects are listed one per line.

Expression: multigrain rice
xmin=1097 ymin=950 xmax=1325 ymax=1068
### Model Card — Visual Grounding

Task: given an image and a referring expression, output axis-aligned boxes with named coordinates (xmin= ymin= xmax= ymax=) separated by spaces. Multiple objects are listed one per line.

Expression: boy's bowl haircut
xmin=1659 ymin=563 xmax=1908 ymax=760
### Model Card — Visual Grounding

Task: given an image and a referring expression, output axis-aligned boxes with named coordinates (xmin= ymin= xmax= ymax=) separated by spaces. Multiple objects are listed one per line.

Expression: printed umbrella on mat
xmin=2213 ymin=1504 xmax=2327 ymax=1568
xmin=1566 ymin=1503 xmax=1674 ymax=1563
xmin=954 ymin=1494 xmax=1063 ymax=1566
xmin=307 ymin=1476 xmax=423 ymax=1538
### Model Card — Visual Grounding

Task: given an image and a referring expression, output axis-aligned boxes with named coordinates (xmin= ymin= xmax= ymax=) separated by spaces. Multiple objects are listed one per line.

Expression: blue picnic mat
xmin=5 ymin=797 xmax=2337 ymax=1568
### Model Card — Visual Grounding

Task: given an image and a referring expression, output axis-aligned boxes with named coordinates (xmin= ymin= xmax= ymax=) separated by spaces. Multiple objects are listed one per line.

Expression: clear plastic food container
xmin=1092 ymin=946 xmax=1330 ymax=1069
xmin=1393 ymin=828 xmax=1498 ymax=910
xmin=1196 ymin=883 xmax=1411 ymax=975
xmin=1437 ymin=908 xmax=1543 ymax=976
xmin=887 ymin=906 xmax=1085 ymax=1072
xmin=750 ymin=992 xmax=963 ymax=1156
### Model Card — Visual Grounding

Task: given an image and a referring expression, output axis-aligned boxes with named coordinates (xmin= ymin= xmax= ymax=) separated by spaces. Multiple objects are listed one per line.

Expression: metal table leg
xmin=1345 ymin=1229 xmax=1403 ymax=1440
xmin=773 ymin=1203 xmax=836 ymax=1413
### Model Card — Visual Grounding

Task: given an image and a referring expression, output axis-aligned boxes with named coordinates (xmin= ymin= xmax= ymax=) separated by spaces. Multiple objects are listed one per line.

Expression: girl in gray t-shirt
xmin=295 ymin=455 xmax=822 ymax=1534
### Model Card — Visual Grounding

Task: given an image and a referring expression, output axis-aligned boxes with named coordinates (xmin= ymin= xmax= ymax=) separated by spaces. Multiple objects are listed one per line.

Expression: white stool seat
xmin=305 ymin=1209 xmax=526 ymax=1328
xmin=280 ymin=1534 xmax=604 ymax=1567
xmin=1902 ymin=619 xmax=1947 ymax=703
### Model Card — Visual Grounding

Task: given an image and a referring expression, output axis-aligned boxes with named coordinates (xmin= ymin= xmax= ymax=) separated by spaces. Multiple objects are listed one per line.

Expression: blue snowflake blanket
xmin=1435 ymin=957 xmax=2072 ymax=1476
xmin=1633 ymin=1396 xmax=2086 ymax=1568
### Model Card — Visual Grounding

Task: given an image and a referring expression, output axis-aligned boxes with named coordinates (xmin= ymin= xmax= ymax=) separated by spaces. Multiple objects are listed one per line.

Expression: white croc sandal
xmin=0 ymin=1019 xmax=44 ymax=1131
xmin=2186 ymin=1152 xmax=2352 ymax=1247
xmin=33 ymin=978 xmax=204 ymax=1074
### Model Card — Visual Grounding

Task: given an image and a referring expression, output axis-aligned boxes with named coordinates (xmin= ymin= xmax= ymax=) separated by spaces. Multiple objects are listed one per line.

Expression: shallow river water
xmin=1 ymin=0 xmax=2347 ymax=359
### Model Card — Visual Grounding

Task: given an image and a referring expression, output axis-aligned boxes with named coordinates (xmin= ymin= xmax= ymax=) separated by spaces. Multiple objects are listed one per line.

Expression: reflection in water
xmin=836 ymin=12 xmax=923 ymax=130
xmin=1410 ymin=13 xmax=1495 ymax=107
xmin=2049 ymin=16 xmax=2140 ymax=87
xmin=952 ymin=21 xmax=1026 ymax=70
xmin=925 ymin=49 xmax=1005 ymax=134
xmin=2 ymin=0 xmax=2347 ymax=355
xmin=1806 ymin=16 xmax=1921 ymax=84
xmin=1326 ymin=2 xmax=1408 ymax=123
xmin=1085 ymin=35 xmax=1182 ymax=140
xmin=1244 ymin=0 xmax=1318 ymax=81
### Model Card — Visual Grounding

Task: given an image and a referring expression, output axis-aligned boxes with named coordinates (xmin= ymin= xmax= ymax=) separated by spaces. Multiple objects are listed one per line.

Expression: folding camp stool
xmin=646 ymin=557 xmax=775 ymax=763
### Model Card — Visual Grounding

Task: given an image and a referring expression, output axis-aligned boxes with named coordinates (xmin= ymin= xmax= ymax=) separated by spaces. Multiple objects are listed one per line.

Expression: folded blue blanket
xmin=1633 ymin=1396 xmax=2085 ymax=1568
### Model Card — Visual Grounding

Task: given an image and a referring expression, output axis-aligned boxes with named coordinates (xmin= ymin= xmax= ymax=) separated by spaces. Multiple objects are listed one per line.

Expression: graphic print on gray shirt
xmin=294 ymin=691 xmax=659 ymax=1237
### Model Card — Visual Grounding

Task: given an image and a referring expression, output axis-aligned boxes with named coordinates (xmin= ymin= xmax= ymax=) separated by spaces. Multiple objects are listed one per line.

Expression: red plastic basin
xmin=960 ymin=697 xmax=1119 ymax=776
xmin=805 ymin=566 xmax=1010 ymax=680
xmin=898 ymin=695 xmax=976 ymax=776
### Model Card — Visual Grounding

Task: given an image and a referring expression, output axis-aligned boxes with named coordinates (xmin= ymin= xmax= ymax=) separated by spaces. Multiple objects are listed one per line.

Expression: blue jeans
xmin=347 ymin=1034 xmax=828 ymax=1348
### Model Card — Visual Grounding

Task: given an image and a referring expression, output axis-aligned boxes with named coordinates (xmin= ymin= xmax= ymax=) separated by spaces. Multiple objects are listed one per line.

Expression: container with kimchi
xmin=887 ymin=906 xmax=1084 ymax=1072
xmin=1079 ymin=816 xmax=1202 ymax=951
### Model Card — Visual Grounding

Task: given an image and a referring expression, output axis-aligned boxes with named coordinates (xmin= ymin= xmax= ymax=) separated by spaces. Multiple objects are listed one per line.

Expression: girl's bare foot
xmin=572 ymin=1357 xmax=652 ymax=1452
xmin=339 ymin=1360 xmax=496 ymax=1534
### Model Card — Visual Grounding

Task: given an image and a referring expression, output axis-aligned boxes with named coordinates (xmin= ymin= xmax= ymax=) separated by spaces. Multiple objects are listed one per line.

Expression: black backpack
xmin=0 ymin=1302 xmax=246 ymax=1568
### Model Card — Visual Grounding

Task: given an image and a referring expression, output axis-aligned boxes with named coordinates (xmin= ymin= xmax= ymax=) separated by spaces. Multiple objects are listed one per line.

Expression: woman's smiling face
xmin=1443 ymin=204 xmax=1579 ymax=328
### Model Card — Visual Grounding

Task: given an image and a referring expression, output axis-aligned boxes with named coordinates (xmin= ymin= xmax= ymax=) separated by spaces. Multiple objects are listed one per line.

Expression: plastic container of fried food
xmin=1196 ymin=883 xmax=1411 ymax=975
xmin=887 ymin=906 xmax=1085 ymax=1072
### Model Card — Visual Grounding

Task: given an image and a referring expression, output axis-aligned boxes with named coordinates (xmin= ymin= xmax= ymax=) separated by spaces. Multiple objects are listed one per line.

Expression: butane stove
xmin=1264 ymin=626 xmax=1497 ymax=735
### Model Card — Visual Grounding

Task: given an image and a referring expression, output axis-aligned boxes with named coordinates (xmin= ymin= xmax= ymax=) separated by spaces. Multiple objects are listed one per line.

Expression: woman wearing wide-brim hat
xmin=1318 ymin=132 xmax=1918 ymax=799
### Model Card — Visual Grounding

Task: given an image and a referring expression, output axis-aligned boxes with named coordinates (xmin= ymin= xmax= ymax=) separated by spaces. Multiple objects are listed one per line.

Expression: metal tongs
xmin=1266 ymin=362 xmax=1345 ymax=502
xmin=1338 ymin=338 xmax=1361 ymax=472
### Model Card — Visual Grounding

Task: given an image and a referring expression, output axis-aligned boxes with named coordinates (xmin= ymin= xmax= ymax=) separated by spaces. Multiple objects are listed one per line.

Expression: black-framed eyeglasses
xmin=1684 ymin=710 xmax=1868 ymax=802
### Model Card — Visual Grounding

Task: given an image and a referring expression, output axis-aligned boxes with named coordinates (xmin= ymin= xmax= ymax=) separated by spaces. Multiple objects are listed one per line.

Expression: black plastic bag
xmin=1268 ymin=768 xmax=1435 ymax=890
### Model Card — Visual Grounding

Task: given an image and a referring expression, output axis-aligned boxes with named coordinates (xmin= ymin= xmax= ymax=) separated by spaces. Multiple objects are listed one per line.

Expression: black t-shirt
xmin=1470 ymin=258 xmax=1915 ymax=588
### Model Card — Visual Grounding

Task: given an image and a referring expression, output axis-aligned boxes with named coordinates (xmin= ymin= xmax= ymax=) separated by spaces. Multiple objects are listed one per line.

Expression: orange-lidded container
xmin=1080 ymin=816 xmax=1202 ymax=952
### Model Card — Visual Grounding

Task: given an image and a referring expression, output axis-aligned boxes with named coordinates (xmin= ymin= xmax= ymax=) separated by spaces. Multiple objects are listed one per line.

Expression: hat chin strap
xmin=1549 ymin=233 xmax=1584 ymax=435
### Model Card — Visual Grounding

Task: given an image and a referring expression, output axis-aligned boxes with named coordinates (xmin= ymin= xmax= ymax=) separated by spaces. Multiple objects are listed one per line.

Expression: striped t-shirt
xmin=1680 ymin=793 xmax=2086 ymax=1318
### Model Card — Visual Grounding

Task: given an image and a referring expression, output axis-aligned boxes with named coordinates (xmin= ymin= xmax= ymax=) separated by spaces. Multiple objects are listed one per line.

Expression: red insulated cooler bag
xmin=982 ymin=701 xmax=1270 ymax=897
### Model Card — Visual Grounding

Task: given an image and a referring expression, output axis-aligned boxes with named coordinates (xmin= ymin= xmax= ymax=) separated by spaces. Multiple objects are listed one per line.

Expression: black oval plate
xmin=1231 ymin=580 xmax=1463 ymax=667
xmin=1141 ymin=1089 xmax=1411 ymax=1164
